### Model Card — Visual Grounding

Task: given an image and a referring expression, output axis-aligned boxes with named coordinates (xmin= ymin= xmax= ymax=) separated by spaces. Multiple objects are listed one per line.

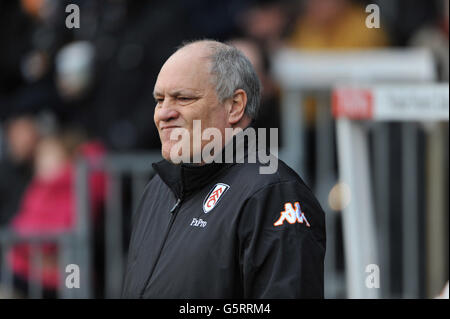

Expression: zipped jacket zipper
xmin=139 ymin=197 xmax=182 ymax=298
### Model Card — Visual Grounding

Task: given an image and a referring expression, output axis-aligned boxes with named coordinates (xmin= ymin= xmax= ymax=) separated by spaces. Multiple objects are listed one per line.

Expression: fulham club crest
xmin=203 ymin=183 xmax=230 ymax=213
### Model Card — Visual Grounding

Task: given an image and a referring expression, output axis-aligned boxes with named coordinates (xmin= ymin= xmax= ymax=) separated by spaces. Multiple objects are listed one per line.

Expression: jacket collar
xmin=152 ymin=125 xmax=256 ymax=200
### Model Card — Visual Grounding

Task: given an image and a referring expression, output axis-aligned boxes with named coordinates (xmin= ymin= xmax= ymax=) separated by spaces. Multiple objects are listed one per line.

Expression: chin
xmin=161 ymin=143 xmax=179 ymax=164
xmin=161 ymin=139 xmax=194 ymax=164
xmin=161 ymin=146 xmax=172 ymax=162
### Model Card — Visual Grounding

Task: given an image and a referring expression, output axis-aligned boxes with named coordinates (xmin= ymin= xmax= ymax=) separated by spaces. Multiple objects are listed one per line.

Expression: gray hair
xmin=178 ymin=40 xmax=262 ymax=120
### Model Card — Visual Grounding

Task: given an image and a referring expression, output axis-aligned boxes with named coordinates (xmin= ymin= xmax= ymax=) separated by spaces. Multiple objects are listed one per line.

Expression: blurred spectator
xmin=182 ymin=0 xmax=251 ymax=40
xmin=409 ymin=0 xmax=449 ymax=81
xmin=1 ymin=0 xmax=194 ymax=151
xmin=50 ymin=0 xmax=199 ymax=151
xmin=229 ymin=38 xmax=282 ymax=146
xmin=288 ymin=0 xmax=388 ymax=49
xmin=0 ymin=116 xmax=40 ymax=227
xmin=283 ymin=0 xmax=390 ymax=181
xmin=381 ymin=0 xmax=441 ymax=47
xmin=7 ymin=131 xmax=106 ymax=296
xmin=0 ymin=0 xmax=71 ymax=121
xmin=55 ymin=41 xmax=95 ymax=101
xmin=0 ymin=1 xmax=33 ymax=104
xmin=238 ymin=0 xmax=293 ymax=53
xmin=279 ymin=0 xmax=392 ymax=128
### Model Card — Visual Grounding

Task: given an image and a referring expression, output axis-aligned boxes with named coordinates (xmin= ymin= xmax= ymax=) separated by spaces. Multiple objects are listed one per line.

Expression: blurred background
xmin=0 ymin=0 xmax=448 ymax=299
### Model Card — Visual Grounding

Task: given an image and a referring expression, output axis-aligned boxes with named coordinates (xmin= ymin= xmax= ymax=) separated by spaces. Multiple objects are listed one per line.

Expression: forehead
xmin=154 ymin=46 xmax=215 ymax=95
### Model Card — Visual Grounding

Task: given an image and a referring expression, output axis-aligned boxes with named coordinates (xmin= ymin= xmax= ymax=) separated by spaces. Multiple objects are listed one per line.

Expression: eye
xmin=178 ymin=97 xmax=193 ymax=102
xmin=155 ymin=97 xmax=164 ymax=104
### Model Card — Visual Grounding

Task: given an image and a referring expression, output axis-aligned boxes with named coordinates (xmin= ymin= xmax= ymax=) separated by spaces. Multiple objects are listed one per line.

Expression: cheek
xmin=195 ymin=99 xmax=224 ymax=126
xmin=154 ymin=108 xmax=159 ymax=127
xmin=206 ymin=105 xmax=228 ymax=128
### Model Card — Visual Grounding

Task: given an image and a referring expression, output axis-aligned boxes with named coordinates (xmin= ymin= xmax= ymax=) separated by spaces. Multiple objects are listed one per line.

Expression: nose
xmin=156 ymin=99 xmax=180 ymax=123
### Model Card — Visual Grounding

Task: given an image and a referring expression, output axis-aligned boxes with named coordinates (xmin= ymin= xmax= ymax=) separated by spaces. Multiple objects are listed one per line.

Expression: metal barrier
xmin=0 ymin=230 xmax=74 ymax=298
xmin=0 ymin=152 xmax=161 ymax=299
xmin=333 ymin=84 xmax=449 ymax=298
xmin=271 ymin=47 xmax=441 ymax=298
xmin=100 ymin=153 xmax=161 ymax=298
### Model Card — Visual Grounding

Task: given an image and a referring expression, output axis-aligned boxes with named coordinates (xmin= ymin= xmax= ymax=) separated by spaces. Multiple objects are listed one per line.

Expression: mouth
xmin=160 ymin=125 xmax=180 ymax=131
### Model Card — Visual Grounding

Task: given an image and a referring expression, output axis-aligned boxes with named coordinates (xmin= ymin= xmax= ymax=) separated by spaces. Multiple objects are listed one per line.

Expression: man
xmin=0 ymin=116 xmax=38 ymax=227
xmin=121 ymin=40 xmax=326 ymax=298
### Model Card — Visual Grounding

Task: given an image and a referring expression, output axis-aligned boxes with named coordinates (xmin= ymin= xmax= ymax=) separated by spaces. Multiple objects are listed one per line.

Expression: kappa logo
xmin=203 ymin=183 xmax=230 ymax=213
xmin=274 ymin=202 xmax=311 ymax=227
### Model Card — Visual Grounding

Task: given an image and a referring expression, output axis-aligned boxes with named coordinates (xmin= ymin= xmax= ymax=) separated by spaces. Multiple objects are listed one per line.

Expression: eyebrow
xmin=153 ymin=90 xmax=163 ymax=98
xmin=153 ymin=89 xmax=202 ymax=98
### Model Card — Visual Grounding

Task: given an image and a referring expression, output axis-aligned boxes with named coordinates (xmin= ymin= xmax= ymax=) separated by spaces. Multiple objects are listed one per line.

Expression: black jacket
xmin=122 ymin=136 xmax=326 ymax=299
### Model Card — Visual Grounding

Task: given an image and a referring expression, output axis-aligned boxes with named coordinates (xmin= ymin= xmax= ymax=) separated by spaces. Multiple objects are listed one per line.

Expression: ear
xmin=227 ymin=89 xmax=248 ymax=125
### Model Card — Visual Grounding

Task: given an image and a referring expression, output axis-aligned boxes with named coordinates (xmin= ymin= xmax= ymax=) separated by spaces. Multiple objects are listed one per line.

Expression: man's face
xmin=153 ymin=45 xmax=230 ymax=162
